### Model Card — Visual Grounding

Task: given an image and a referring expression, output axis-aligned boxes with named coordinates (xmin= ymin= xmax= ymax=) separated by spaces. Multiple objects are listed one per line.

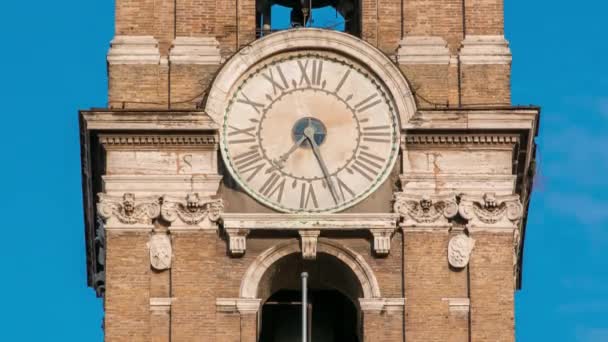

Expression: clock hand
xmin=303 ymin=125 xmax=340 ymax=205
xmin=268 ymin=135 xmax=307 ymax=172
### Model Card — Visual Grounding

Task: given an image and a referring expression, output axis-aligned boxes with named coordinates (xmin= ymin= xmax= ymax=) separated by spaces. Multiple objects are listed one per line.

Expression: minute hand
xmin=303 ymin=129 xmax=339 ymax=204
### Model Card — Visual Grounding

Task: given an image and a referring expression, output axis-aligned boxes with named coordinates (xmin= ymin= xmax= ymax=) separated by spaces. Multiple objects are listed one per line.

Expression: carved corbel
xmin=458 ymin=192 xmax=523 ymax=228
xmin=299 ymin=230 xmax=320 ymax=260
xmin=225 ymin=229 xmax=249 ymax=256
xmin=97 ymin=193 xmax=161 ymax=225
xmin=161 ymin=193 xmax=224 ymax=228
xmin=149 ymin=234 xmax=172 ymax=271
xmin=370 ymin=228 xmax=395 ymax=256
xmin=394 ymin=193 xmax=458 ymax=226
xmin=447 ymin=234 xmax=475 ymax=268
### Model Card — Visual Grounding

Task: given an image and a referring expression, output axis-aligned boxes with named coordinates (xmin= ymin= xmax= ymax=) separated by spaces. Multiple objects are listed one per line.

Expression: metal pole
xmin=301 ymin=272 xmax=308 ymax=342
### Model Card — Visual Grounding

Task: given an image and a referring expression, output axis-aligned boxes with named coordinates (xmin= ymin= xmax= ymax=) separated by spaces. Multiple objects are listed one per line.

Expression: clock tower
xmin=80 ymin=0 xmax=538 ymax=341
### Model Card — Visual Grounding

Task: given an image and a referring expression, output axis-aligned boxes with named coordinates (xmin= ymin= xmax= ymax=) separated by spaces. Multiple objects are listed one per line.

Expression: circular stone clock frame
xmin=205 ymin=29 xmax=417 ymax=213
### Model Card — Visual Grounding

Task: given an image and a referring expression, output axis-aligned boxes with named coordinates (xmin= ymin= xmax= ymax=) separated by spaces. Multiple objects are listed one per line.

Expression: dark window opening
xmin=260 ymin=289 xmax=359 ymax=342
xmin=256 ymin=0 xmax=361 ymax=38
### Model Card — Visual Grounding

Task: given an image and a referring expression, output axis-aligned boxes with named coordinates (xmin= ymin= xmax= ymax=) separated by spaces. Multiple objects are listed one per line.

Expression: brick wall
xmin=105 ymin=231 xmax=151 ymax=342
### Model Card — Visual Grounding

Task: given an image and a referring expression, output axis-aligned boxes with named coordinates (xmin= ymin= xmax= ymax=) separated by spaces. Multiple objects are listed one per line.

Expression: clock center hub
xmin=293 ymin=117 xmax=327 ymax=147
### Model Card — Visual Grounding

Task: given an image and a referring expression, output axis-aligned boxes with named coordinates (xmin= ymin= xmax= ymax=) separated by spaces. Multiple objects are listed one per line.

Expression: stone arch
xmin=240 ymin=239 xmax=381 ymax=299
xmin=204 ymin=28 xmax=416 ymax=129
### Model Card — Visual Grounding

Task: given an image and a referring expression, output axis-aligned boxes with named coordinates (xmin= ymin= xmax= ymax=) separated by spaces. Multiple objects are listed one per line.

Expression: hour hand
xmin=268 ymin=135 xmax=307 ymax=171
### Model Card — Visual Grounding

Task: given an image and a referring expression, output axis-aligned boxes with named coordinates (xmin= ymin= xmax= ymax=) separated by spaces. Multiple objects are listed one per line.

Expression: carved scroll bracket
xmin=225 ymin=229 xmax=249 ymax=256
xmin=162 ymin=193 xmax=223 ymax=230
xmin=299 ymin=230 xmax=320 ymax=260
xmin=97 ymin=193 xmax=161 ymax=227
xmin=394 ymin=193 xmax=458 ymax=228
xmin=459 ymin=192 xmax=523 ymax=230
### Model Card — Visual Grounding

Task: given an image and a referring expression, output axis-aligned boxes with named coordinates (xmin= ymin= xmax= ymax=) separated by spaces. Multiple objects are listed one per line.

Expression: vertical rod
xmin=301 ymin=272 xmax=308 ymax=342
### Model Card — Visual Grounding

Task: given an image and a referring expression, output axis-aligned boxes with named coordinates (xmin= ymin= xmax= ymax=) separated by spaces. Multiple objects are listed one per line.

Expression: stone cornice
xmin=80 ymin=110 xmax=217 ymax=131
xmin=222 ymin=213 xmax=398 ymax=256
xmin=405 ymin=107 xmax=539 ymax=131
xmin=222 ymin=213 xmax=398 ymax=230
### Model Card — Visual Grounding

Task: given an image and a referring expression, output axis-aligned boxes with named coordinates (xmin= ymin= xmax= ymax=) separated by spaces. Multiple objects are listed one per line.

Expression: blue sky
xmin=0 ymin=1 xmax=605 ymax=341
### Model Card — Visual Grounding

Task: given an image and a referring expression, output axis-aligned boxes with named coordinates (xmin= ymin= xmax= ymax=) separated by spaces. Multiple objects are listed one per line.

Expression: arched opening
xmin=256 ymin=0 xmax=361 ymax=37
xmin=257 ymin=253 xmax=362 ymax=341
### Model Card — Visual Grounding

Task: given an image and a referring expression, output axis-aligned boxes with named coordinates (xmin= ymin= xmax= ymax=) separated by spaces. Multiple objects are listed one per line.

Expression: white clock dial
xmin=221 ymin=52 xmax=400 ymax=213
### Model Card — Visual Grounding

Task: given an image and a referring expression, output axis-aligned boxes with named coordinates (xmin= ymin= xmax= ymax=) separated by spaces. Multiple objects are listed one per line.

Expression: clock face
xmin=220 ymin=51 xmax=399 ymax=213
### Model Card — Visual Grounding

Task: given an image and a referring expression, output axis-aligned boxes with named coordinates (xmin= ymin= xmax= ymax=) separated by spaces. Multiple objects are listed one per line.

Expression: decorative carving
xmin=299 ymin=230 xmax=320 ymax=260
xmin=149 ymin=234 xmax=172 ymax=271
xmin=371 ymin=229 xmax=395 ymax=256
xmin=459 ymin=193 xmax=523 ymax=227
xmin=161 ymin=193 xmax=224 ymax=226
xmin=225 ymin=229 xmax=249 ymax=256
xmin=97 ymin=193 xmax=161 ymax=225
xmin=448 ymin=234 xmax=476 ymax=268
xmin=394 ymin=193 xmax=458 ymax=224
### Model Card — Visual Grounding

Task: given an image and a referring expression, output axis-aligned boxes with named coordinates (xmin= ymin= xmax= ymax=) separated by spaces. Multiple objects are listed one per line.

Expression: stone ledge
xmin=216 ymin=298 xmax=262 ymax=314
xmin=359 ymin=298 xmax=406 ymax=313
xmin=150 ymin=297 xmax=172 ymax=312
xmin=396 ymin=36 xmax=451 ymax=65
xmin=442 ymin=297 xmax=470 ymax=314
xmin=459 ymin=35 xmax=512 ymax=65
xmin=169 ymin=37 xmax=222 ymax=65
xmin=107 ymin=36 xmax=160 ymax=65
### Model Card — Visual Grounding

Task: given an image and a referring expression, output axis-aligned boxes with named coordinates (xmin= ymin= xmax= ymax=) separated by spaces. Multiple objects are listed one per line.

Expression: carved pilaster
xmin=299 ymin=230 xmax=320 ymax=260
xmin=394 ymin=193 xmax=458 ymax=228
xmin=161 ymin=193 xmax=223 ymax=229
xmin=370 ymin=228 xmax=395 ymax=256
xmin=97 ymin=193 xmax=161 ymax=226
xmin=225 ymin=229 xmax=249 ymax=256
xmin=458 ymin=193 xmax=523 ymax=230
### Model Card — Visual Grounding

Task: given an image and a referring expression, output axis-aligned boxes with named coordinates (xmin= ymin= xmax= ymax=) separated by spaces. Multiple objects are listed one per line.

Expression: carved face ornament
xmin=220 ymin=51 xmax=400 ymax=213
